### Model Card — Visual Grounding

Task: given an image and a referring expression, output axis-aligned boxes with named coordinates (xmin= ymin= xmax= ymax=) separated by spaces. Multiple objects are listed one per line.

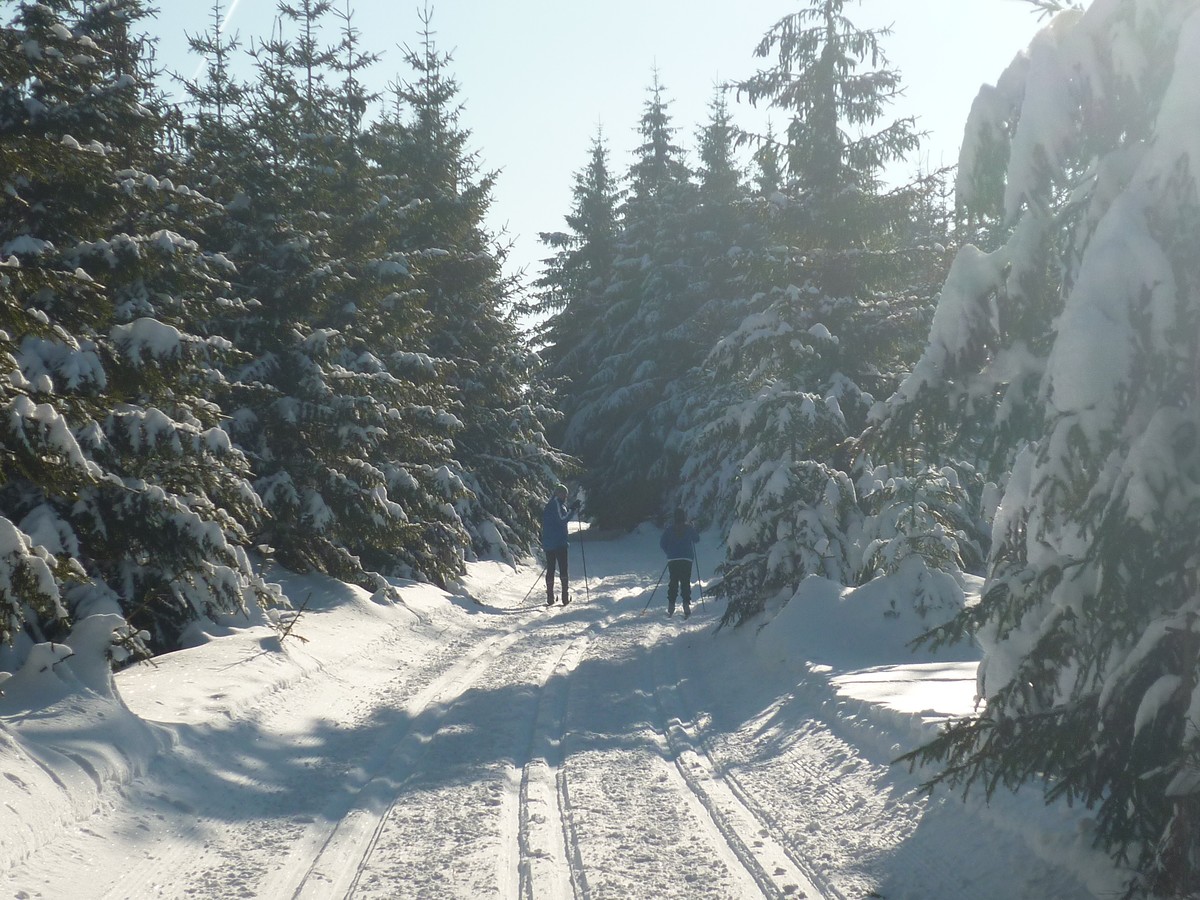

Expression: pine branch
xmin=277 ymin=592 xmax=312 ymax=644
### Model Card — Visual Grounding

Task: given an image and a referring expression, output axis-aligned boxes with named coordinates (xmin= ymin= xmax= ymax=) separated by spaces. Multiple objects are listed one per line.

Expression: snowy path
xmin=330 ymin=542 xmax=828 ymax=900
xmin=1 ymin=528 xmax=1110 ymax=899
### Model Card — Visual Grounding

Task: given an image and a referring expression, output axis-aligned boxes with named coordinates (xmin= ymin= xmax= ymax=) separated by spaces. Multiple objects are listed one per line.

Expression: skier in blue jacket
xmin=659 ymin=508 xmax=700 ymax=618
xmin=541 ymin=483 xmax=579 ymax=606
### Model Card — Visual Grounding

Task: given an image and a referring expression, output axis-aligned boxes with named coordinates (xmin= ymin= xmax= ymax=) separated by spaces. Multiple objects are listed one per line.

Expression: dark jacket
xmin=660 ymin=522 xmax=699 ymax=560
xmin=541 ymin=497 xmax=570 ymax=551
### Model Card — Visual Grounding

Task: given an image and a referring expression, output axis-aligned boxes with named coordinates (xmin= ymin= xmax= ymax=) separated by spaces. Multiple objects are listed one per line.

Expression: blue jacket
xmin=660 ymin=523 xmax=699 ymax=560
xmin=541 ymin=498 xmax=570 ymax=551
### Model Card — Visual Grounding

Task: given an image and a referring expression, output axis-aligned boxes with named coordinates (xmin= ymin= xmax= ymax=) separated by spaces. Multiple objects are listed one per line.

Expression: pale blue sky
xmin=146 ymin=1 xmax=1046 ymax=280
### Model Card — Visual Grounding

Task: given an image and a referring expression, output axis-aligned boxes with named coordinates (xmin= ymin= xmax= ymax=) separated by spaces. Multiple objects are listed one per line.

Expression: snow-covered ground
xmin=1 ymin=525 xmax=1124 ymax=899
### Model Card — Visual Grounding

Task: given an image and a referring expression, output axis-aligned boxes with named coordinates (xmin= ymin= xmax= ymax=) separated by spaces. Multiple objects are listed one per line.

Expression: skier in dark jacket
xmin=659 ymin=508 xmax=700 ymax=618
xmin=541 ymin=483 xmax=579 ymax=606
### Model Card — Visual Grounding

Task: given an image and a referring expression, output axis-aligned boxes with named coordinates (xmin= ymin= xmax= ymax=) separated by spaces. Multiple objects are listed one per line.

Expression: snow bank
xmin=0 ymin=562 xmax=497 ymax=875
xmin=0 ymin=622 xmax=172 ymax=873
xmin=756 ymin=571 xmax=981 ymax=671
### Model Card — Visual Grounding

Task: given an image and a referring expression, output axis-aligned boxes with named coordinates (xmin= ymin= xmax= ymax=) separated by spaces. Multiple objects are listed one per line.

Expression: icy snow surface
xmin=0 ymin=526 xmax=1121 ymax=898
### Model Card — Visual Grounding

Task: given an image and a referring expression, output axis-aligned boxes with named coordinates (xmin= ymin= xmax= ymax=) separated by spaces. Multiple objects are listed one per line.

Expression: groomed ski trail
xmin=0 ymin=526 xmax=1105 ymax=899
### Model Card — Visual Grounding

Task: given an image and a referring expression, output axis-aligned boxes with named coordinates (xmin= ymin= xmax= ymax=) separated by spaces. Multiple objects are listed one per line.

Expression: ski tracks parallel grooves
xmin=555 ymin=755 xmax=591 ymax=900
xmin=279 ymin=598 xmax=618 ymax=900
xmin=253 ymin=617 xmax=538 ymax=900
xmin=514 ymin=622 xmax=599 ymax=900
xmin=648 ymin=632 xmax=843 ymax=900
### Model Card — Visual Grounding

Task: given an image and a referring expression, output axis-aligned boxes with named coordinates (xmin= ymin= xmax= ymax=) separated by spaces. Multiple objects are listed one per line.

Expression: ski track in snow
xmin=515 ymin=620 xmax=596 ymax=899
xmin=344 ymin=599 xmax=601 ymax=900
xmin=0 ymin=530 xmax=1104 ymax=900
xmin=648 ymin=637 xmax=834 ymax=900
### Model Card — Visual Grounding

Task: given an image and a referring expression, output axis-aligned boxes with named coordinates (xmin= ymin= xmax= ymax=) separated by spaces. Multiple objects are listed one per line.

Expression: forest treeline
xmin=6 ymin=0 xmax=1200 ymax=895
xmin=0 ymin=0 xmax=572 ymax=657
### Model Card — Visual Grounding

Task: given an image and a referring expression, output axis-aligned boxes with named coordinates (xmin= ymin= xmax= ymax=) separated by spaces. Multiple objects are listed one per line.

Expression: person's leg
xmin=557 ymin=547 xmax=570 ymax=604
xmin=545 ymin=552 xmax=557 ymax=605
xmin=666 ymin=562 xmax=681 ymax=616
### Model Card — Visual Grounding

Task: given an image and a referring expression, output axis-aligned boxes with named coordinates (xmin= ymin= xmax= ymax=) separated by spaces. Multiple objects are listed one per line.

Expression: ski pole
xmin=641 ymin=564 xmax=669 ymax=615
xmin=575 ymin=511 xmax=591 ymax=603
xmin=522 ymin=564 xmax=548 ymax=605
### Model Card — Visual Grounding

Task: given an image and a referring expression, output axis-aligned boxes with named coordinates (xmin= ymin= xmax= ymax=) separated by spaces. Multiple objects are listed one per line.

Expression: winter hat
xmin=555 ymin=483 xmax=568 ymax=496
xmin=674 ymin=507 xmax=686 ymax=524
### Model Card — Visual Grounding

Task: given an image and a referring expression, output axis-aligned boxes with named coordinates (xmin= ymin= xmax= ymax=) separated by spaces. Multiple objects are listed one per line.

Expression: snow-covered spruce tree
xmin=853 ymin=461 xmax=986 ymax=617
xmin=176 ymin=0 xmax=247 ymax=163
xmin=313 ymin=2 xmax=478 ymax=578
xmin=552 ymin=74 xmax=703 ymax=528
xmin=0 ymin=0 xmax=282 ymax=653
xmin=371 ymin=17 xmax=571 ymax=561
xmin=186 ymin=0 xmax=466 ymax=589
xmin=852 ymin=164 xmax=985 ymax=615
xmin=883 ymin=3 xmax=1200 ymax=895
xmin=537 ymin=91 xmax=759 ymax=530
xmin=671 ymin=90 xmax=767 ymax=519
xmin=687 ymin=0 xmax=937 ymax=628
xmin=530 ymin=128 xmax=620 ymax=404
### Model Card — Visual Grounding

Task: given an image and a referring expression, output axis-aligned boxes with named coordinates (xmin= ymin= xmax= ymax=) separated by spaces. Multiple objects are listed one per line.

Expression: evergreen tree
xmin=372 ymin=14 xmax=569 ymax=560
xmin=688 ymin=0 xmax=936 ymax=627
xmin=190 ymin=0 xmax=465 ymax=590
xmin=750 ymin=122 xmax=784 ymax=197
xmin=735 ymin=0 xmax=919 ymax=225
xmin=180 ymin=0 xmax=246 ymax=149
xmin=673 ymin=90 xmax=765 ymax=518
xmin=531 ymin=127 xmax=620 ymax=395
xmin=684 ymin=87 xmax=758 ymax=349
xmin=0 ymin=0 xmax=281 ymax=653
xmin=554 ymin=74 xmax=701 ymax=527
xmin=695 ymin=90 xmax=742 ymax=206
xmin=885 ymin=2 xmax=1200 ymax=895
